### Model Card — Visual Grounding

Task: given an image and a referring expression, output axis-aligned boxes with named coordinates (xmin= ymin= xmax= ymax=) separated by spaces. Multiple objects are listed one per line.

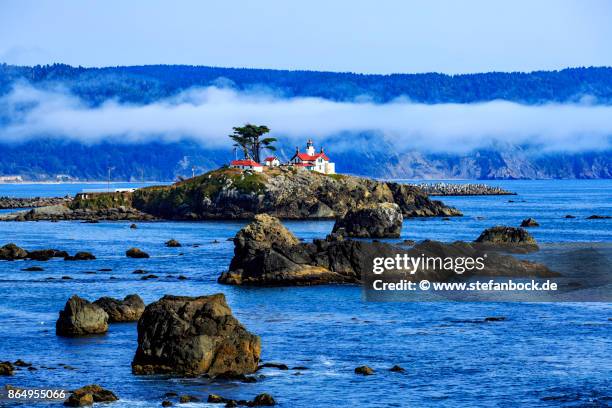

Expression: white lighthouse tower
xmin=306 ymin=138 xmax=316 ymax=155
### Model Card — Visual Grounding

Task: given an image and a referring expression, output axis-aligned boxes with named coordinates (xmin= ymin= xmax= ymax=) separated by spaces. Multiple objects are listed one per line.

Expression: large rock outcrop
xmin=93 ymin=295 xmax=145 ymax=322
xmin=56 ymin=295 xmax=109 ymax=336
xmin=219 ymin=216 xmax=556 ymax=286
xmin=131 ymin=167 xmax=460 ymax=220
xmin=332 ymin=203 xmax=403 ymax=238
xmin=132 ymin=294 xmax=260 ymax=377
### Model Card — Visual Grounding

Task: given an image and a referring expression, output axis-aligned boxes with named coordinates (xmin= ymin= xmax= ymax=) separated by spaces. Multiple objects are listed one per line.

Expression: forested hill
xmin=1 ymin=64 xmax=612 ymax=104
xmin=0 ymin=64 xmax=611 ymax=180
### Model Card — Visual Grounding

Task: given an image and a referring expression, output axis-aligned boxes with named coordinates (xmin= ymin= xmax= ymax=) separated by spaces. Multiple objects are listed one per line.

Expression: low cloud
xmin=1 ymin=83 xmax=611 ymax=153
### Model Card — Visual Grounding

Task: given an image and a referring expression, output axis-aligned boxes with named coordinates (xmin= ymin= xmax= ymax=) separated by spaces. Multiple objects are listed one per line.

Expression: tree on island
xmin=229 ymin=124 xmax=277 ymax=163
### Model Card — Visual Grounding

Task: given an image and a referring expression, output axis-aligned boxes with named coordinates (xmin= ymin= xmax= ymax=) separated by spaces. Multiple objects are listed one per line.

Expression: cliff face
xmin=132 ymin=167 xmax=460 ymax=220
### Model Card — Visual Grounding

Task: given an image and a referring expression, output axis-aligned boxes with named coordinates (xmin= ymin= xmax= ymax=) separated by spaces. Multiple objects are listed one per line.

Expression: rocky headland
xmin=218 ymin=215 xmax=556 ymax=286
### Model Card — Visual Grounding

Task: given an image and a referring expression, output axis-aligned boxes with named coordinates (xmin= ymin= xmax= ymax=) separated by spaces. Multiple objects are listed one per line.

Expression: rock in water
xmin=332 ymin=202 xmax=403 ymax=238
xmin=355 ymin=365 xmax=374 ymax=375
xmin=0 ymin=243 xmax=28 ymax=260
xmin=56 ymin=295 xmax=109 ymax=336
xmin=165 ymin=239 xmax=181 ymax=247
xmin=130 ymin=167 xmax=461 ymax=220
xmin=587 ymin=215 xmax=612 ymax=219
xmin=131 ymin=294 xmax=260 ymax=377
xmin=93 ymin=294 xmax=145 ymax=322
xmin=27 ymin=249 xmax=69 ymax=261
xmin=220 ymin=216 xmax=556 ymax=286
xmin=126 ymin=248 xmax=150 ymax=258
xmin=520 ymin=218 xmax=539 ymax=227
xmin=474 ymin=226 xmax=538 ymax=251
xmin=64 ymin=252 xmax=96 ymax=261
xmin=234 ymin=214 xmax=300 ymax=251
xmin=0 ymin=361 xmax=14 ymax=375
xmin=64 ymin=384 xmax=118 ymax=406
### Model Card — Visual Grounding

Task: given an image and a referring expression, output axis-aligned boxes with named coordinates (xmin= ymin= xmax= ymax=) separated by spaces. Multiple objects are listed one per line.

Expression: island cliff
xmin=0 ymin=167 xmax=460 ymax=221
xmin=131 ymin=167 xmax=460 ymax=220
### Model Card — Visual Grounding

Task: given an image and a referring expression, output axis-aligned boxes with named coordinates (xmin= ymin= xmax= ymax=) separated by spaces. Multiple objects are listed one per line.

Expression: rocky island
xmin=219 ymin=214 xmax=557 ymax=286
xmin=0 ymin=167 xmax=461 ymax=221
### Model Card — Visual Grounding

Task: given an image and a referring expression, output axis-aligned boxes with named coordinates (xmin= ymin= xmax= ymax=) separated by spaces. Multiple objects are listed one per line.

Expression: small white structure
xmin=290 ymin=139 xmax=335 ymax=174
xmin=0 ymin=175 xmax=23 ymax=183
xmin=230 ymin=159 xmax=264 ymax=173
xmin=264 ymin=156 xmax=281 ymax=167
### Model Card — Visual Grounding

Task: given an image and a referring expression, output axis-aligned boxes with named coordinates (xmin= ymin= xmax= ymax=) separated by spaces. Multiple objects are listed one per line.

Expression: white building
xmin=290 ymin=139 xmax=335 ymax=174
xmin=230 ymin=159 xmax=263 ymax=173
xmin=264 ymin=156 xmax=281 ymax=167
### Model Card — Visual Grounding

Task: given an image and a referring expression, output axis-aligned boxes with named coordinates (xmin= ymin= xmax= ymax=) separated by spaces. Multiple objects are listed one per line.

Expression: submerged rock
xmin=207 ymin=393 xmax=275 ymax=406
xmin=93 ymin=294 xmax=145 ymax=322
xmin=0 ymin=243 xmax=28 ymax=261
xmin=22 ymin=266 xmax=44 ymax=271
xmin=126 ymin=248 xmax=150 ymax=258
xmin=132 ymin=294 xmax=260 ymax=377
xmin=56 ymin=295 xmax=109 ymax=336
xmin=520 ymin=218 xmax=539 ymax=227
xmin=64 ymin=384 xmax=118 ymax=407
xmin=587 ymin=215 xmax=612 ymax=219
xmin=332 ymin=202 xmax=402 ymax=238
xmin=389 ymin=365 xmax=405 ymax=372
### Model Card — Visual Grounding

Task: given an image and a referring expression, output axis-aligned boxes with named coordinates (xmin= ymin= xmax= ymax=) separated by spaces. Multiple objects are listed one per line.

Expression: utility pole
xmin=107 ymin=166 xmax=115 ymax=192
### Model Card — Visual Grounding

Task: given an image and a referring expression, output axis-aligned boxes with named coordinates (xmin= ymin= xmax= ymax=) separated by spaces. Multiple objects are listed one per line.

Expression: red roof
xmin=231 ymin=159 xmax=262 ymax=167
xmin=264 ymin=156 xmax=278 ymax=162
xmin=294 ymin=162 xmax=314 ymax=167
xmin=292 ymin=152 xmax=330 ymax=162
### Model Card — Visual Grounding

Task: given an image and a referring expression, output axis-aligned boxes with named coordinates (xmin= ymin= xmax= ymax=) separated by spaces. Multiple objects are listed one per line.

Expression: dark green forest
xmin=2 ymin=64 xmax=612 ymax=105
xmin=0 ymin=64 xmax=611 ymax=180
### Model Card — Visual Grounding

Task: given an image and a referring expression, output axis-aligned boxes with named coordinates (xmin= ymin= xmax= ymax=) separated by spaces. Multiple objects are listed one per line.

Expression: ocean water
xmin=0 ymin=180 xmax=610 ymax=407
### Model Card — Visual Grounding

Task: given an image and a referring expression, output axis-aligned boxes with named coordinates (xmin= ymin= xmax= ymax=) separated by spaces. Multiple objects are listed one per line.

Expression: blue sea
xmin=0 ymin=180 xmax=610 ymax=407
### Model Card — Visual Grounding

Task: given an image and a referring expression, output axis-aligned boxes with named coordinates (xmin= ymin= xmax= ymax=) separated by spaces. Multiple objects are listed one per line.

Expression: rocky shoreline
xmin=0 ymin=196 xmax=72 ymax=209
xmin=407 ymin=182 xmax=515 ymax=196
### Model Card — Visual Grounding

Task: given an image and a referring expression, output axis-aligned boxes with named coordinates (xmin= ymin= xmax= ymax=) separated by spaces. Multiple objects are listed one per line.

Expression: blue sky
xmin=1 ymin=0 xmax=611 ymax=73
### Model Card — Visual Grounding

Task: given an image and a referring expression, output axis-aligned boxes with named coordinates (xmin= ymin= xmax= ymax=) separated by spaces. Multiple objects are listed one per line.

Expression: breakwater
xmin=409 ymin=182 xmax=515 ymax=196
